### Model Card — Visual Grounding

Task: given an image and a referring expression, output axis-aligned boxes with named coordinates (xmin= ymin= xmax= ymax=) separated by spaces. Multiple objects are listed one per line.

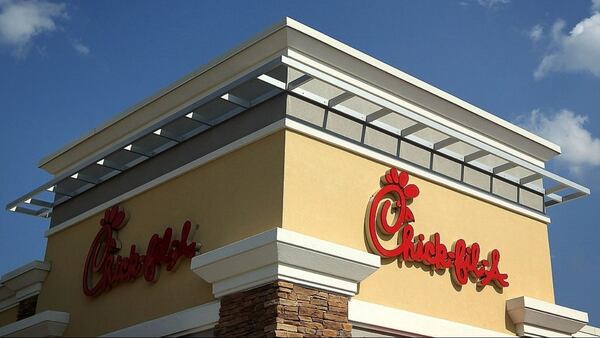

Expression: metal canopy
xmin=6 ymin=55 xmax=590 ymax=218
xmin=6 ymin=58 xmax=286 ymax=218
xmin=277 ymin=55 xmax=589 ymax=211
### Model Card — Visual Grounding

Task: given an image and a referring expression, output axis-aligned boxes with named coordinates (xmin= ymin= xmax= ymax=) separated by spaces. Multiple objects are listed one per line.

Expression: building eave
xmin=38 ymin=17 xmax=559 ymax=177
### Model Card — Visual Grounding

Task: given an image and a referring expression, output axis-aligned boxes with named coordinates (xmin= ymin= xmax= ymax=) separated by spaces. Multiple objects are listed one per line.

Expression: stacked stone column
xmin=215 ymin=281 xmax=352 ymax=337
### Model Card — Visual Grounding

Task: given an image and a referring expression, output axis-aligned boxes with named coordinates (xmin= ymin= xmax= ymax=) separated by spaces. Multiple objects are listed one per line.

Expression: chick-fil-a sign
xmin=366 ymin=168 xmax=509 ymax=288
xmin=83 ymin=206 xmax=200 ymax=297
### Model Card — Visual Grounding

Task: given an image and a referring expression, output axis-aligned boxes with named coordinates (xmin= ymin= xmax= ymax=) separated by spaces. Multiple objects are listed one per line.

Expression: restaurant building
xmin=1 ymin=18 xmax=598 ymax=337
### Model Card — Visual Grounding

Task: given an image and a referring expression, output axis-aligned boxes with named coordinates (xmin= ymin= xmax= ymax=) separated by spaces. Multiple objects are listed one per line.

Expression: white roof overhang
xmin=7 ymin=18 xmax=588 ymax=219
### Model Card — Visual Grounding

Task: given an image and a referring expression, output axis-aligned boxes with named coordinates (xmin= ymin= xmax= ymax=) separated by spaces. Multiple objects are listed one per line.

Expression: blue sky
xmin=1 ymin=0 xmax=599 ymax=327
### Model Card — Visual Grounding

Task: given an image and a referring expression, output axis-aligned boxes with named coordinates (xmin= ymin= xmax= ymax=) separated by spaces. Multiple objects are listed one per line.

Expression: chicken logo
xmin=366 ymin=168 xmax=508 ymax=288
xmin=366 ymin=168 xmax=420 ymax=258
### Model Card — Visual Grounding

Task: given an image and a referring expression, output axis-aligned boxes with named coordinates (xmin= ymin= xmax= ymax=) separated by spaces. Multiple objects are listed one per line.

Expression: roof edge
xmin=39 ymin=17 xmax=561 ymax=173
xmin=281 ymin=17 xmax=561 ymax=157
xmin=37 ymin=17 xmax=294 ymax=170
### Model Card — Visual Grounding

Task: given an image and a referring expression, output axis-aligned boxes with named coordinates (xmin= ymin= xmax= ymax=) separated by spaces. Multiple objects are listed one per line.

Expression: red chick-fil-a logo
xmin=366 ymin=168 xmax=509 ymax=288
xmin=82 ymin=206 xmax=200 ymax=297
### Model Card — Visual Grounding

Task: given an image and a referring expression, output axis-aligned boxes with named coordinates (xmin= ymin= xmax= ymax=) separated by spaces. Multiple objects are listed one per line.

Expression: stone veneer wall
xmin=214 ymin=280 xmax=352 ymax=337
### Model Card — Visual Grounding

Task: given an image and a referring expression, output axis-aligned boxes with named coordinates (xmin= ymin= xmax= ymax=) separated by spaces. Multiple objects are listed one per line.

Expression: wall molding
xmin=100 ymin=301 xmax=219 ymax=337
xmin=46 ymin=116 xmax=551 ymax=238
xmin=0 ymin=310 xmax=69 ymax=337
xmin=507 ymin=296 xmax=588 ymax=336
xmin=0 ymin=261 xmax=51 ymax=312
xmin=191 ymin=228 xmax=380 ymax=297
xmin=348 ymin=299 xmax=511 ymax=337
xmin=285 ymin=119 xmax=551 ymax=224
xmin=45 ymin=119 xmax=287 ymax=237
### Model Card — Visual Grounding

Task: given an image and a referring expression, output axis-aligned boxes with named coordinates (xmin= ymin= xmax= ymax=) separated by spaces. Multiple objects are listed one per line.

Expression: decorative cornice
xmin=507 ymin=296 xmax=588 ymax=336
xmin=191 ymin=228 xmax=380 ymax=297
xmin=0 ymin=310 xmax=69 ymax=337
xmin=0 ymin=261 xmax=51 ymax=311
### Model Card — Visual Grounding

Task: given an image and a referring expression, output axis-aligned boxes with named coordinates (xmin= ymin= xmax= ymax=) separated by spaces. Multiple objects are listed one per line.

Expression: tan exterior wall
xmin=32 ymin=129 xmax=556 ymax=335
xmin=0 ymin=306 xmax=17 ymax=327
xmin=281 ymin=130 xmax=555 ymax=335
xmin=36 ymin=132 xmax=286 ymax=336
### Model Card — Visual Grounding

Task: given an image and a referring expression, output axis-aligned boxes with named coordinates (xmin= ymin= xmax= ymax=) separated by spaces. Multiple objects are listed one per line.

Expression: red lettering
xmin=366 ymin=168 xmax=509 ymax=289
xmin=479 ymin=250 xmax=509 ymax=287
xmin=82 ymin=206 xmax=200 ymax=297
xmin=399 ymin=225 xmax=415 ymax=261
xmin=452 ymin=240 xmax=469 ymax=285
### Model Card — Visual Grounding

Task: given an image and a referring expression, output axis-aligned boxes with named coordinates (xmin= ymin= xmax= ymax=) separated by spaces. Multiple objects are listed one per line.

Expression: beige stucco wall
xmin=281 ymin=130 xmax=555 ymax=335
xmin=36 ymin=132 xmax=285 ymax=336
xmin=33 ymin=128 xmax=556 ymax=335
xmin=0 ymin=306 xmax=17 ymax=327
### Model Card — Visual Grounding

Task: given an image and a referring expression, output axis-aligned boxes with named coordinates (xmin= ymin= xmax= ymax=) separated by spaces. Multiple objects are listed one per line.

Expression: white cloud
xmin=528 ymin=24 xmax=544 ymax=42
xmin=72 ymin=40 xmax=89 ymax=55
xmin=0 ymin=0 xmax=66 ymax=57
xmin=477 ymin=0 xmax=510 ymax=8
xmin=593 ymin=0 xmax=600 ymax=11
xmin=519 ymin=110 xmax=600 ymax=174
xmin=534 ymin=10 xmax=600 ymax=78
